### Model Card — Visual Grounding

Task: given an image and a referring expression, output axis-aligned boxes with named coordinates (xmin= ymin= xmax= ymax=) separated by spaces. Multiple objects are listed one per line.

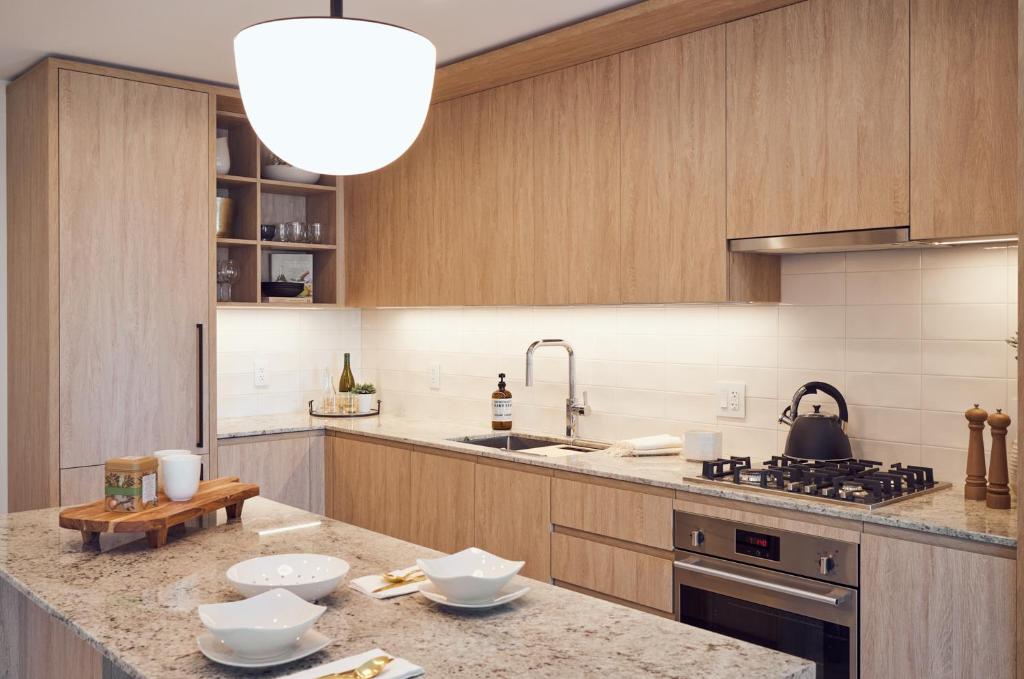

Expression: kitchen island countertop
xmin=0 ymin=497 xmax=814 ymax=679
xmin=219 ymin=412 xmax=1018 ymax=549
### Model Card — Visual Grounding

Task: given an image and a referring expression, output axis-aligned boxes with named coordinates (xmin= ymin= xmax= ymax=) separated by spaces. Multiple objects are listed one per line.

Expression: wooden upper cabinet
xmin=57 ymin=70 xmax=210 ymax=468
xmin=343 ymin=171 xmax=379 ymax=308
xmin=726 ymin=0 xmax=910 ymax=238
xmin=909 ymin=0 xmax=1018 ymax=239
xmin=620 ymin=26 xmax=727 ymax=303
xmin=533 ymin=56 xmax=621 ymax=305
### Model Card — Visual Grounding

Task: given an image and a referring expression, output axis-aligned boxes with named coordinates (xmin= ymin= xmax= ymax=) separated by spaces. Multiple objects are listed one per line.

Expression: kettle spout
xmin=778 ymin=405 xmax=794 ymax=426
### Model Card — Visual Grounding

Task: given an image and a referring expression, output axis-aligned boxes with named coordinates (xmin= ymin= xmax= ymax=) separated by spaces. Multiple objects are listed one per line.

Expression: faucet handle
xmin=578 ymin=390 xmax=590 ymax=416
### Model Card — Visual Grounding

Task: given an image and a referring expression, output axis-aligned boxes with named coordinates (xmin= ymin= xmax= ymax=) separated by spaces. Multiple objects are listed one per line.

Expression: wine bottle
xmin=339 ymin=353 xmax=355 ymax=393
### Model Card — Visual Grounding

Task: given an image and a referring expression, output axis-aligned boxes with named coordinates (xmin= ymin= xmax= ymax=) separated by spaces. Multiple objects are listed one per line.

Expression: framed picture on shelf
xmin=269 ymin=253 xmax=313 ymax=298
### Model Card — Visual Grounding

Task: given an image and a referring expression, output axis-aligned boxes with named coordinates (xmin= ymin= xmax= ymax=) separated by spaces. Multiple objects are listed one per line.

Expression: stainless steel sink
xmin=452 ymin=434 xmax=559 ymax=451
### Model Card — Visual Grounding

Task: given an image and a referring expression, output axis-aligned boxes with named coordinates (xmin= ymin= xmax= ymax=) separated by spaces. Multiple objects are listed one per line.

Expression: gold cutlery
xmin=317 ymin=655 xmax=393 ymax=679
xmin=381 ymin=568 xmax=422 ymax=584
xmin=372 ymin=574 xmax=427 ymax=593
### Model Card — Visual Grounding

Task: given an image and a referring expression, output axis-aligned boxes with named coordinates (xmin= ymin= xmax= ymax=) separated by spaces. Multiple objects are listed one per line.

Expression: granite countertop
xmin=219 ymin=413 xmax=1018 ymax=548
xmin=0 ymin=498 xmax=814 ymax=679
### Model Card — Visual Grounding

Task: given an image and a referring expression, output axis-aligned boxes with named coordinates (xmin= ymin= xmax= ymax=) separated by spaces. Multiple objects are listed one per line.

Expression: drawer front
xmin=551 ymin=532 xmax=673 ymax=612
xmin=552 ymin=477 xmax=673 ymax=549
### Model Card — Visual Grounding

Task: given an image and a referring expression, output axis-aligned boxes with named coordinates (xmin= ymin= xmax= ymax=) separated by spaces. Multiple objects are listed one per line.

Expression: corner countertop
xmin=218 ymin=412 xmax=1018 ymax=549
xmin=0 ymin=498 xmax=815 ymax=679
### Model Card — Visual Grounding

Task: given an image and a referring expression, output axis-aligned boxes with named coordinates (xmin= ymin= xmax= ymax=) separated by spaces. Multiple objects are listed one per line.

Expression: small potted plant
xmin=352 ymin=383 xmax=377 ymax=413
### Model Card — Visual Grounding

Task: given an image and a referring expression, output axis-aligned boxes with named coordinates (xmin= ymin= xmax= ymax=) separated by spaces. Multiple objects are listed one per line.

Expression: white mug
xmin=162 ymin=453 xmax=202 ymax=502
xmin=153 ymin=449 xmax=192 ymax=491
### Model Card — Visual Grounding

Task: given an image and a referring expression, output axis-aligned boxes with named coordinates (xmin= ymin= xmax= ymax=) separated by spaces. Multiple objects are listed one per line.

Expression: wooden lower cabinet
xmin=860 ymin=530 xmax=1015 ymax=679
xmin=474 ymin=461 xmax=552 ymax=581
xmin=551 ymin=531 xmax=673 ymax=614
xmin=327 ymin=436 xmax=411 ymax=541
xmin=552 ymin=475 xmax=673 ymax=550
xmin=408 ymin=449 xmax=475 ymax=553
xmin=218 ymin=434 xmax=320 ymax=512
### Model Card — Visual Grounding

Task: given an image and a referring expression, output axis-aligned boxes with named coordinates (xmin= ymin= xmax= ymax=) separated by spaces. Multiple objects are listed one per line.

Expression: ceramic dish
xmin=417 ymin=547 xmax=524 ymax=603
xmin=227 ymin=553 xmax=350 ymax=601
xmin=419 ymin=581 xmax=529 ymax=609
xmin=197 ymin=588 xmax=326 ymax=659
xmin=197 ymin=629 xmax=330 ymax=668
xmin=263 ymin=164 xmax=322 ymax=184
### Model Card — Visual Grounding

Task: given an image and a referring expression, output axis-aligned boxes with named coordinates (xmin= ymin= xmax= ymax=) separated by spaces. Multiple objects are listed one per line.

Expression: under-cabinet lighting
xmin=929 ymin=237 xmax=1019 ymax=246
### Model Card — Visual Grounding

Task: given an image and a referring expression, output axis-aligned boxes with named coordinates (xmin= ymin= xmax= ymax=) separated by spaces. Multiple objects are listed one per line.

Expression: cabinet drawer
xmin=551 ymin=476 xmax=673 ymax=549
xmin=551 ymin=532 xmax=673 ymax=613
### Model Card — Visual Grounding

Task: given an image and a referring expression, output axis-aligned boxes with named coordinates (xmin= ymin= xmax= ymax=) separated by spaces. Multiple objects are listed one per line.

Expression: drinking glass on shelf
xmin=284 ymin=221 xmax=304 ymax=243
xmin=274 ymin=222 xmax=289 ymax=242
xmin=216 ymin=259 xmax=240 ymax=302
xmin=307 ymin=222 xmax=323 ymax=244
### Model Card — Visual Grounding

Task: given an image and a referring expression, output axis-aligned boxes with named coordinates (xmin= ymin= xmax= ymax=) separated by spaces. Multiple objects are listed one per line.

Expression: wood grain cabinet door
xmin=909 ymin=0 xmax=1018 ymax=239
xmin=328 ymin=436 xmax=411 ymax=541
xmin=620 ymin=26 xmax=727 ymax=303
xmin=218 ymin=438 xmax=312 ymax=511
xmin=474 ymin=462 xmax=551 ymax=581
xmin=407 ymin=450 xmax=475 ymax=553
xmin=57 ymin=70 xmax=210 ymax=468
xmin=726 ymin=0 xmax=909 ymax=238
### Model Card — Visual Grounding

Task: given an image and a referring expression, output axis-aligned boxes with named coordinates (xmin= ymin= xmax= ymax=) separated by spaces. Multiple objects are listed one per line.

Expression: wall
xmin=216 ymin=308 xmax=362 ymax=418
xmin=361 ymin=246 xmax=1018 ymax=482
xmin=0 ymin=81 xmax=7 ymax=514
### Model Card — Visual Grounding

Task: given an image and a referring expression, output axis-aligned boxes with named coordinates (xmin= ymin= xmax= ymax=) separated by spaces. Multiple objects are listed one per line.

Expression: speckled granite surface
xmin=219 ymin=413 xmax=1018 ymax=548
xmin=0 ymin=498 xmax=814 ymax=679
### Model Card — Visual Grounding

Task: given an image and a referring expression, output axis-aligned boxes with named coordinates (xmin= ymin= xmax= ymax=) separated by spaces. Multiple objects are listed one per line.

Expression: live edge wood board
xmin=58 ymin=477 xmax=259 ymax=548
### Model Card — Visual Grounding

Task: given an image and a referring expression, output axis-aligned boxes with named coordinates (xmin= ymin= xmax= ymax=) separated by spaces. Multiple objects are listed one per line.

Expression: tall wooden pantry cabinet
xmin=7 ymin=59 xmax=215 ymax=511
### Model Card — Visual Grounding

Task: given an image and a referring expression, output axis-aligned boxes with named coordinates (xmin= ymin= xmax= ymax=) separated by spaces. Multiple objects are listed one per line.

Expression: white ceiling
xmin=0 ymin=0 xmax=642 ymax=85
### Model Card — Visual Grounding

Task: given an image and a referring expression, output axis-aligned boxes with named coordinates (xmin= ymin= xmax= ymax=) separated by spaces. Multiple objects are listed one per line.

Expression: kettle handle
xmin=790 ymin=381 xmax=849 ymax=423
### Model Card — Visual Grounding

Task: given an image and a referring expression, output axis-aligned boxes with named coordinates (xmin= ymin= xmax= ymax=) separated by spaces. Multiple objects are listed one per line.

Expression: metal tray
xmin=308 ymin=399 xmax=381 ymax=418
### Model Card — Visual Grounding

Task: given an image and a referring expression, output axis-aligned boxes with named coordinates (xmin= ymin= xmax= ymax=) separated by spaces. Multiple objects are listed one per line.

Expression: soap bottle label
xmin=492 ymin=399 xmax=512 ymax=422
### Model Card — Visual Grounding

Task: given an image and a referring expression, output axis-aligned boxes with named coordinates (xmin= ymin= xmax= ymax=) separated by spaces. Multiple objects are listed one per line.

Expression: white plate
xmin=197 ymin=629 xmax=330 ymax=669
xmin=419 ymin=581 xmax=529 ymax=609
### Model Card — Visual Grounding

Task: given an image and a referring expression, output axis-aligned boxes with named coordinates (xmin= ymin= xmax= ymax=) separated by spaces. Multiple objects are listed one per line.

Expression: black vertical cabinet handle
xmin=197 ymin=323 xmax=205 ymax=449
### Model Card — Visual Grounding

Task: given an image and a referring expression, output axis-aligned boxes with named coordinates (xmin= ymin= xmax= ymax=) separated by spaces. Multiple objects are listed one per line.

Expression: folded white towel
xmin=282 ymin=648 xmax=424 ymax=679
xmin=349 ymin=566 xmax=423 ymax=599
xmin=605 ymin=435 xmax=684 ymax=457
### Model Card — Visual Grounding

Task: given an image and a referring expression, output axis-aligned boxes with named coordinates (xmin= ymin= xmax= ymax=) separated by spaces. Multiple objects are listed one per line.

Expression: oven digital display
xmin=735 ymin=529 xmax=780 ymax=561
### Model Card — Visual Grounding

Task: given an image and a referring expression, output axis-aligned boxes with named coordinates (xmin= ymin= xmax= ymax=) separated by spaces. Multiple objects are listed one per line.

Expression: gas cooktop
xmin=685 ymin=455 xmax=952 ymax=509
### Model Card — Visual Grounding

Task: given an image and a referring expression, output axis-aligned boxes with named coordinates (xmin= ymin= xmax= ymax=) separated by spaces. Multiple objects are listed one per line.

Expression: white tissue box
xmin=684 ymin=431 xmax=722 ymax=461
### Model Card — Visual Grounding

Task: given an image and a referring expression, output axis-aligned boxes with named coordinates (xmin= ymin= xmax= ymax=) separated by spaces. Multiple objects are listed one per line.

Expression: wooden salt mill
xmin=986 ymin=409 xmax=1012 ymax=509
xmin=964 ymin=404 xmax=988 ymax=500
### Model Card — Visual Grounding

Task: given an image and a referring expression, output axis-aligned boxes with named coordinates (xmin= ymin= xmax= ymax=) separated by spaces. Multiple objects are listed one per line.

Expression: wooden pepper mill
xmin=986 ymin=409 xmax=1012 ymax=509
xmin=964 ymin=404 xmax=989 ymax=500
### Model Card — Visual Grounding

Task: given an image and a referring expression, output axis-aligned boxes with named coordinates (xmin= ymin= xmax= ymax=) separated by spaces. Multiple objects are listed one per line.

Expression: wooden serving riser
xmin=58 ymin=477 xmax=260 ymax=548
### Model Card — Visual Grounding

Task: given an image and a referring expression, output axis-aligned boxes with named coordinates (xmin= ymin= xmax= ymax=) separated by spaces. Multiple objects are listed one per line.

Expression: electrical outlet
xmin=429 ymin=361 xmax=441 ymax=390
xmin=253 ymin=360 xmax=269 ymax=388
xmin=715 ymin=380 xmax=745 ymax=419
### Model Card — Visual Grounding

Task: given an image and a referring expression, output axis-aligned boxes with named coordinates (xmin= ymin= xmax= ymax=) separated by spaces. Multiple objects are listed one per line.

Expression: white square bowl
xmin=198 ymin=588 xmax=326 ymax=660
xmin=226 ymin=553 xmax=350 ymax=601
xmin=417 ymin=547 xmax=524 ymax=603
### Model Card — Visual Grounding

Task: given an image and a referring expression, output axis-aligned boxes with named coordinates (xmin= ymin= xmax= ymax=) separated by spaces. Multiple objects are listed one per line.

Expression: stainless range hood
xmin=728 ymin=226 xmax=1019 ymax=254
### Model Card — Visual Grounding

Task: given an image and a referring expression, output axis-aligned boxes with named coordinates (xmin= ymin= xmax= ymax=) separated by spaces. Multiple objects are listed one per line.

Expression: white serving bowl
xmin=226 ymin=554 xmax=350 ymax=602
xmin=198 ymin=588 xmax=325 ymax=660
xmin=262 ymin=164 xmax=321 ymax=184
xmin=417 ymin=547 xmax=524 ymax=603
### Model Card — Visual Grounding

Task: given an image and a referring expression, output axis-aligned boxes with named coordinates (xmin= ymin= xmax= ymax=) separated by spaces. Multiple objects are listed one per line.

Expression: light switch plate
xmin=715 ymin=380 xmax=745 ymax=419
xmin=253 ymin=359 xmax=268 ymax=388
xmin=429 ymin=361 xmax=441 ymax=390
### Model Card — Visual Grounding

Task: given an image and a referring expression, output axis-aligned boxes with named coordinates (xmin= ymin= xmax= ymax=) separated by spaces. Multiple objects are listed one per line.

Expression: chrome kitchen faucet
xmin=525 ymin=339 xmax=589 ymax=438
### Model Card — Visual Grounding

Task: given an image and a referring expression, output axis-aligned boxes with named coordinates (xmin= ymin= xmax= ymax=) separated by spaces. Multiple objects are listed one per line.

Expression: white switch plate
xmin=429 ymin=361 xmax=441 ymax=390
xmin=715 ymin=380 xmax=745 ymax=419
xmin=253 ymin=359 xmax=268 ymax=387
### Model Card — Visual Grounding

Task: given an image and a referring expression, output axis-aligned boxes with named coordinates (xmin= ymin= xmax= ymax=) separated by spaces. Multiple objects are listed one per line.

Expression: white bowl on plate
xmin=198 ymin=588 xmax=325 ymax=660
xmin=417 ymin=547 xmax=524 ymax=603
xmin=262 ymin=164 xmax=321 ymax=184
xmin=226 ymin=554 xmax=350 ymax=601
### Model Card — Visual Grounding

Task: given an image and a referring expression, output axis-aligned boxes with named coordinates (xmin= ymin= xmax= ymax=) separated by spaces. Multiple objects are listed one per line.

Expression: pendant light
xmin=234 ymin=0 xmax=436 ymax=176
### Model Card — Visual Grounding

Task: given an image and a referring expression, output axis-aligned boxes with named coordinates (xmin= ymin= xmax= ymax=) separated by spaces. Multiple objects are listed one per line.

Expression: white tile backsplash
xmin=214 ymin=246 xmax=1018 ymax=482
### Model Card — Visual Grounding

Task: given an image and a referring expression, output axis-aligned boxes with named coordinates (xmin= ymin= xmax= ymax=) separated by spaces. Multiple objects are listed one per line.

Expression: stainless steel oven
xmin=674 ymin=511 xmax=858 ymax=678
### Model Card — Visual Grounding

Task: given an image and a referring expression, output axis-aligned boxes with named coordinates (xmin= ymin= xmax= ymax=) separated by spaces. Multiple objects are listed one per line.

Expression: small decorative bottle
xmin=321 ymin=368 xmax=337 ymax=414
xmin=491 ymin=373 xmax=512 ymax=431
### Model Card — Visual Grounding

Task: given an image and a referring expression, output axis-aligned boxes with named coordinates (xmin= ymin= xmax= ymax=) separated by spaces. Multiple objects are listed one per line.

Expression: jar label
xmin=141 ymin=473 xmax=157 ymax=503
xmin=492 ymin=399 xmax=512 ymax=422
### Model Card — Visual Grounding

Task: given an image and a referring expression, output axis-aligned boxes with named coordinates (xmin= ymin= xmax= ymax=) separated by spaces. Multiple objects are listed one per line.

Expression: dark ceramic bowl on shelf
xmin=261 ymin=281 xmax=305 ymax=298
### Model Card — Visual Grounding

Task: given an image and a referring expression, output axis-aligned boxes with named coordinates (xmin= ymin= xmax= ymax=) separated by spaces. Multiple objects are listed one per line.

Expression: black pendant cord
xmin=331 ymin=0 xmax=343 ymax=18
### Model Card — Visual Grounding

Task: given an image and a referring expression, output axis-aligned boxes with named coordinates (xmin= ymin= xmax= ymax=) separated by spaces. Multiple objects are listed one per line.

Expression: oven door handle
xmin=674 ymin=558 xmax=850 ymax=607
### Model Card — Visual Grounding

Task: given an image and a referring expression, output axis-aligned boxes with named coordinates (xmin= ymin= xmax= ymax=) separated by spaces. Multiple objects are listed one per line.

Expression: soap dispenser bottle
xmin=491 ymin=373 xmax=512 ymax=430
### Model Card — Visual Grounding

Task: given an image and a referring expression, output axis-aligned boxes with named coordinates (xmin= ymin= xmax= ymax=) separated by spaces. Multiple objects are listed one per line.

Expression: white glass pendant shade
xmin=234 ymin=18 xmax=436 ymax=176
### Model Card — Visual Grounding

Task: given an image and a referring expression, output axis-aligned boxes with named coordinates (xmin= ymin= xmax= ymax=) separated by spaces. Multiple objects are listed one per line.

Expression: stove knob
xmin=818 ymin=554 xmax=835 ymax=576
xmin=690 ymin=529 xmax=705 ymax=548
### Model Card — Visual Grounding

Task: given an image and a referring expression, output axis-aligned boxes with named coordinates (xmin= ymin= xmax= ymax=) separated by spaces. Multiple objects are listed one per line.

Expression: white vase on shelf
xmin=216 ymin=134 xmax=231 ymax=175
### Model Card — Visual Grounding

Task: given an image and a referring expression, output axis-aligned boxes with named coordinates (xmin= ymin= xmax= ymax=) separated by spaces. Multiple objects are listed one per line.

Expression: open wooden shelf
xmin=260 ymin=178 xmax=337 ymax=196
xmin=261 ymin=241 xmax=337 ymax=252
xmin=216 ymin=174 xmax=257 ymax=187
